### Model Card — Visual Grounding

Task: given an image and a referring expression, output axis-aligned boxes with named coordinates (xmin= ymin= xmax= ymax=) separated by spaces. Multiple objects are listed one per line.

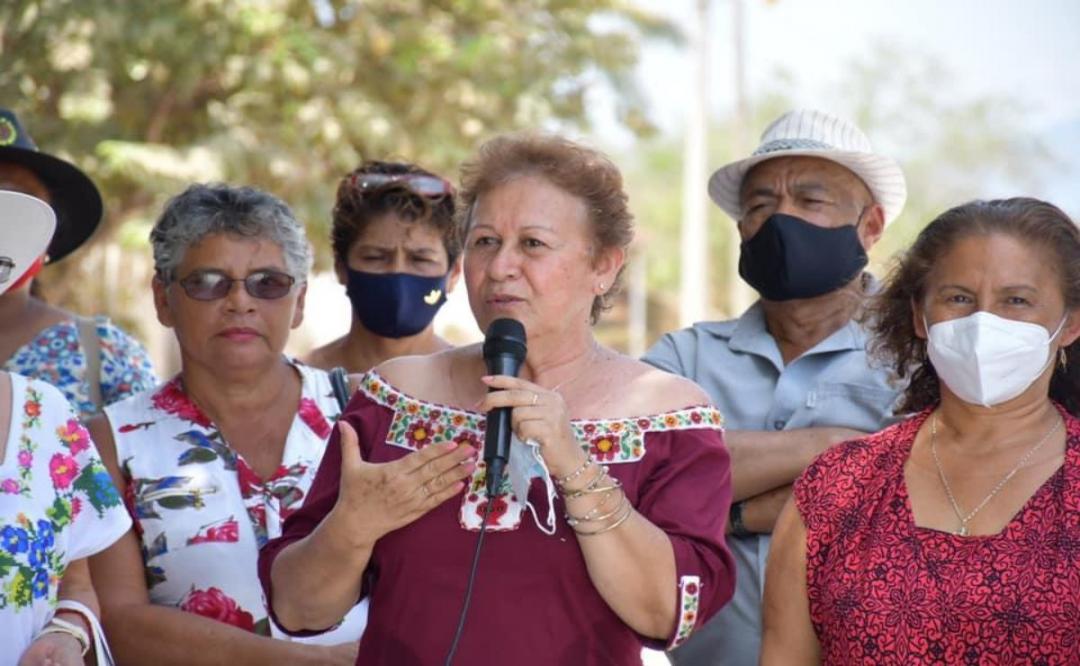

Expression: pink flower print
xmin=1 ymin=479 xmax=19 ymax=494
xmin=71 ymin=497 xmax=83 ymax=519
xmin=17 ymin=450 xmax=32 ymax=469
xmin=49 ymin=453 xmax=81 ymax=489
xmin=179 ymin=587 xmax=256 ymax=632
xmin=151 ymin=379 xmax=212 ymax=427
xmin=188 ymin=518 xmax=240 ymax=545
xmin=247 ymin=504 xmax=267 ymax=533
xmin=297 ymin=398 xmax=331 ymax=439
xmin=57 ymin=419 xmax=91 ymax=456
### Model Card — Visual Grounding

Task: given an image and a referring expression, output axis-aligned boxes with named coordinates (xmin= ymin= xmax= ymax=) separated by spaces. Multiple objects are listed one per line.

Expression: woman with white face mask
xmin=761 ymin=197 xmax=1080 ymax=665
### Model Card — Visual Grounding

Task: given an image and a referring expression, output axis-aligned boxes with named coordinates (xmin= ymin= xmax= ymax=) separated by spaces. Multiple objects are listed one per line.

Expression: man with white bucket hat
xmin=644 ymin=109 xmax=907 ymax=666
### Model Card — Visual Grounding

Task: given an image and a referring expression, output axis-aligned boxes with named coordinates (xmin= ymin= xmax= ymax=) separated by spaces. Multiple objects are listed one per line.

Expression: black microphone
xmin=482 ymin=318 xmax=527 ymax=498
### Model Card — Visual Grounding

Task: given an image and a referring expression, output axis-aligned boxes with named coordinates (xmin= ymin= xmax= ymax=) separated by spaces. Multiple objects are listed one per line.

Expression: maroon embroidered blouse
xmin=259 ymin=371 xmax=735 ymax=665
xmin=794 ymin=406 xmax=1080 ymax=665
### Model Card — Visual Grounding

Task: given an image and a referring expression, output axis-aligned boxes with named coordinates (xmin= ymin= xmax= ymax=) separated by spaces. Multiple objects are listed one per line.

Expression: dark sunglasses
xmin=175 ymin=269 xmax=296 ymax=301
xmin=347 ymin=172 xmax=454 ymax=199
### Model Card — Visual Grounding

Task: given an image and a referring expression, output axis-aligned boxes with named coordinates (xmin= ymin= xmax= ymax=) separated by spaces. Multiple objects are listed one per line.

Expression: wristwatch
xmin=729 ymin=500 xmax=752 ymax=538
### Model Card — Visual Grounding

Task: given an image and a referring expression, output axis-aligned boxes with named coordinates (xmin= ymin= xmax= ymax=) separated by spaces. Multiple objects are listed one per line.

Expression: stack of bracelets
xmin=556 ymin=458 xmax=633 ymax=536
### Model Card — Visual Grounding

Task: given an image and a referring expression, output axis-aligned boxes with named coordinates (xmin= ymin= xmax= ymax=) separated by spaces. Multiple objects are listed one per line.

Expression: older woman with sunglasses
xmin=304 ymin=161 xmax=460 ymax=374
xmin=85 ymin=184 xmax=362 ymax=664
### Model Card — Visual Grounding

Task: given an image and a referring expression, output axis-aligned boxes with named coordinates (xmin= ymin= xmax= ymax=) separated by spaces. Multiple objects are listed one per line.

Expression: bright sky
xmin=590 ymin=0 xmax=1080 ymax=213
xmin=628 ymin=0 xmax=1080 ymax=134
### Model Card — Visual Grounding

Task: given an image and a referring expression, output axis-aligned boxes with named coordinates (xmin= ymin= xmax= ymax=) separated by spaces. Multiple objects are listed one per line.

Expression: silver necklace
xmin=929 ymin=411 xmax=1062 ymax=537
xmin=545 ymin=343 xmax=605 ymax=395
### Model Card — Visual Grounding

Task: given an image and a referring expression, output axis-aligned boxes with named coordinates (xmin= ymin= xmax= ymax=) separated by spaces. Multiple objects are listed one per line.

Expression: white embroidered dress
xmin=0 ymin=374 xmax=131 ymax=662
xmin=105 ymin=361 xmax=366 ymax=643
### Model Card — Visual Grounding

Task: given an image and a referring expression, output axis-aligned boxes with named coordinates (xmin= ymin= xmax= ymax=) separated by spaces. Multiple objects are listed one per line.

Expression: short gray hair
xmin=150 ymin=183 xmax=313 ymax=281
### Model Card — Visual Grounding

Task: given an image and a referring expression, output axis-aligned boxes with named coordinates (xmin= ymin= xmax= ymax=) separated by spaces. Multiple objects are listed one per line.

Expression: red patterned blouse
xmin=794 ymin=406 xmax=1080 ymax=665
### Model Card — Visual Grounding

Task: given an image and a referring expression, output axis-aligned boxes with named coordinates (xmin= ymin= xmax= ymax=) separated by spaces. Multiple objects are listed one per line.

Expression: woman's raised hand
xmin=331 ymin=421 xmax=477 ymax=543
xmin=477 ymin=375 xmax=587 ymax=480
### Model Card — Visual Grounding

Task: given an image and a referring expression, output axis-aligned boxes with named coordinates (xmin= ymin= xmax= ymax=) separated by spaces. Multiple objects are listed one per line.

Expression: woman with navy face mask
xmin=304 ymin=161 xmax=461 ymax=374
xmin=762 ymin=198 xmax=1080 ymax=665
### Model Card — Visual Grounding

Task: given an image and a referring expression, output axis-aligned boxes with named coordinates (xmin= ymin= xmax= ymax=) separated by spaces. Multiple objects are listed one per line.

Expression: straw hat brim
xmin=708 ymin=149 xmax=907 ymax=225
xmin=0 ymin=145 xmax=102 ymax=263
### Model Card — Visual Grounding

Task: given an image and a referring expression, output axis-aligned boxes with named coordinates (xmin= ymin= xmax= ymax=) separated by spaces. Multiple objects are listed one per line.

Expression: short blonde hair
xmin=458 ymin=133 xmax=634 ymax=323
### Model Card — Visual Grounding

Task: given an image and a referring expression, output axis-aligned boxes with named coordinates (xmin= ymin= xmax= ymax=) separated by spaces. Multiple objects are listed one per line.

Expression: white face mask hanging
xmin=507 ymin=434 xmax=558 ymax=535
xmin=925 ymin=311 xmax=1067 ymax=408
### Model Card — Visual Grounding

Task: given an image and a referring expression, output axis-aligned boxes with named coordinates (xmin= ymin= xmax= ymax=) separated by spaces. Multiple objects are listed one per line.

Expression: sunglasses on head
xmin=348 ymin=172 xmax=454 ymax=199
xmin=175 ymin=269 xmax=296 ymax=301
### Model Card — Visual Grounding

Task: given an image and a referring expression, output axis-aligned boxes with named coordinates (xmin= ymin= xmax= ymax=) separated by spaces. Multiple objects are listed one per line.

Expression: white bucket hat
xmin=0 ymin=190 xmax=56 ymax=295
xmin=708 ymin=109 xmax=907 ymax=225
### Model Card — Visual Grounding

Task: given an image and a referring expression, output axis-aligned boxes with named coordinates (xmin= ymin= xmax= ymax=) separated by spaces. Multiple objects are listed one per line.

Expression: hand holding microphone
xmin=480 ymin=318 xmax=585 ymax=496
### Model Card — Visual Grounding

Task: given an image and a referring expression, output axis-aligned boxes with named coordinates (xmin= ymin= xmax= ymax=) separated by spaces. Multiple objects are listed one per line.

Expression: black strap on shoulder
xmin=329 ymin=366 xmax=351 ymax=411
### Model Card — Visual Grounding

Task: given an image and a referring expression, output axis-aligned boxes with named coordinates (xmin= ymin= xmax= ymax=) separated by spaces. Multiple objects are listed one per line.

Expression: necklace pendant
xmin=957 ymin=525 xmax=968 ymax=537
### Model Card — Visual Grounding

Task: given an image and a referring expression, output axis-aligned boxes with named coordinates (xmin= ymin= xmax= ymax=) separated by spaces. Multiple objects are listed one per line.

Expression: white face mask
xmin=926 ymin=311 xmax=1067 ymax=408
xmin=507 ymin=434 xmax=558 ymax=535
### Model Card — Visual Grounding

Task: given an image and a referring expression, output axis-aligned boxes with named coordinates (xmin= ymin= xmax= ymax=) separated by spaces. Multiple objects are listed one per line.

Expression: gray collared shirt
xmin=643 ymin=300 xmax=901 ymax=666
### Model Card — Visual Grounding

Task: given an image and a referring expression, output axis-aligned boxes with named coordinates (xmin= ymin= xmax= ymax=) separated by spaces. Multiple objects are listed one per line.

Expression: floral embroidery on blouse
xmin=0 ymin=383 xmax=123 ymax=612
xmin=3 ymin=317 xmax=157 ymax=419
xmin=1 ymin=387 xmax=42 ymax=497
xmin=360 ymin=371 xmax=724 ymax=532
xmin=670 ymin=575 xmax=702 ymax=649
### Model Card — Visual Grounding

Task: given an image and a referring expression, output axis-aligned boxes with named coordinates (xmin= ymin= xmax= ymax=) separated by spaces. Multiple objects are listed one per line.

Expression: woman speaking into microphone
xmin=259 ymin=134 xmax=735 ymax=664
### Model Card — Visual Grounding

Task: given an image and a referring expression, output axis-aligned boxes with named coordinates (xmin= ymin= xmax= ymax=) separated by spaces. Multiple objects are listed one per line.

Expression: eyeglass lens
xmin=178 ymin=270 xmax=295 ymax=301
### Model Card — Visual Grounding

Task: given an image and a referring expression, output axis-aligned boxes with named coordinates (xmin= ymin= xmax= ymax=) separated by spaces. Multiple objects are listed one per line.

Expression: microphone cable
xmin=443 ymin=493 xmax=495 ymax=666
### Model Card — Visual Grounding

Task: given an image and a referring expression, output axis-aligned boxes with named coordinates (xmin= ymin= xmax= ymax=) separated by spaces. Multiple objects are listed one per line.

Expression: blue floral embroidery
xmin=1 ymin=526 xmax=29 ymax=554
xmin=2 ymin=317 xmax=157 ymax=418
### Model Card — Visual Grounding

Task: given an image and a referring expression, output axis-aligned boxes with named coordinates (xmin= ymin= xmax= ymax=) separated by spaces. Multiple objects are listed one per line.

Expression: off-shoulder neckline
xmin=359 ymin=369 xmax=723 ymax=428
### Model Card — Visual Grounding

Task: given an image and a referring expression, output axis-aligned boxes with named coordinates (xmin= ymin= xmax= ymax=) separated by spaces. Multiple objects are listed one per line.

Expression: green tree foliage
xmin=1 ymin=0 xmax=673 ymax=318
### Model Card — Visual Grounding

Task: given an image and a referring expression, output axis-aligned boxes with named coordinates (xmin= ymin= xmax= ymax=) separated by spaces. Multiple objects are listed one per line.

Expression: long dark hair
xmin=866 ymin=197 xmax=1080 ymax=416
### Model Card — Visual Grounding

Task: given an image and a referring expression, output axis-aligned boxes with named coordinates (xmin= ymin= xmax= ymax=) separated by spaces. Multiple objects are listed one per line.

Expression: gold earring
xmin=1061 ymin=348 xmax=1069 ymax=369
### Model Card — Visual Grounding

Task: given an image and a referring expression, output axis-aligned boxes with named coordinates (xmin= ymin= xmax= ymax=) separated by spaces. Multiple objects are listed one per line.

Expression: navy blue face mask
xmin=738 ymin=212 xmax=868 ymax=302
xmin=345 ymin=269 xmax=449 ymax=338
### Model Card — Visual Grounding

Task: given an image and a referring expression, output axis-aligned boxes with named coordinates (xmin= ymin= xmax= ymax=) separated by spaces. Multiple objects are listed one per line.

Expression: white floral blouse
xmin=105 ymin=360 xmax=367 ymax=644
xmin=0 ymin=373 xmax=131 ymax=659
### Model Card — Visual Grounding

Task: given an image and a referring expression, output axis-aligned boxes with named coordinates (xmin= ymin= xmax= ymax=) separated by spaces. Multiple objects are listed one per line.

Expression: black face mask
xmin=738 ymin=213 xmax=868 ymax=302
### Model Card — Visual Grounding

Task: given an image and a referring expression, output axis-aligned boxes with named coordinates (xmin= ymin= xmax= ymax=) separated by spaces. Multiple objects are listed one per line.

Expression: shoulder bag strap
xmin=329 ymin=366 xmax=351 ymax=412
xmin=75 ymin=316 xmax=104 ymax=412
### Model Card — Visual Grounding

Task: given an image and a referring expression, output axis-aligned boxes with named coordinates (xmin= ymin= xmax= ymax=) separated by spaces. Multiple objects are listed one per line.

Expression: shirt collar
xmin=721 ymin=290 xmax=872 ymax=366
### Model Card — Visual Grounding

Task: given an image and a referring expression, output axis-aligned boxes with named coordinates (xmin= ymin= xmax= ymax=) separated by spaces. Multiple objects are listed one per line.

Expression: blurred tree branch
xmin=0 ymin=0 xmax=673 ymax=326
